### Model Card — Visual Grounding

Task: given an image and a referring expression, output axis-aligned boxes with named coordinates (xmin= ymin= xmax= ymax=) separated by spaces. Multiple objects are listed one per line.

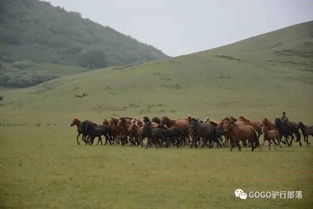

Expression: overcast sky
xmin=42 ymin=0 xmax=313 ymax=57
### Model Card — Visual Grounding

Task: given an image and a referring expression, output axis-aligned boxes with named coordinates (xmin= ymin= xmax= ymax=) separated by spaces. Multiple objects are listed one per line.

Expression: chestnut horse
xmin=238 ymin=116 xmax=262 ymax=138
xmin=222 ymin=118 xmax=259 ymax=151
xmin=261 ymin=118 xmax=281 ymax=150
xmin=116 ymin=117 xmax=131 ymax=145
xmin=70 ymin=118 xmax=86 ymax=145
xmin=104 ymin=118 xmax=119 ymax=143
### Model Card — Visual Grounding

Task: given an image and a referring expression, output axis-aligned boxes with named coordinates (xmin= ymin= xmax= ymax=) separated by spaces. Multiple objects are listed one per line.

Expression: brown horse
xmin=261 ymin=118 xmax=281 ymax=150
xmin=103 ymin=119 xmax=109 ymax=126
xmin=218 ymin=117 xmax=247 ymax=147
xmin=70 ymin=118 xmax=86 ymax=145
xmin=103 ymin=118 xmax=119 ymax=143
xmin=160 ymin=116 xmax=190 ymax=145
xmin=238 ymin=116 xmax=262 ymax=138
xmin=128 ymin=123 xmax=143 ymax=146
xmin=116 ymin=117 xmax=131 ymax=145
xmin=222 ymin=118 xmax=259 ymax=151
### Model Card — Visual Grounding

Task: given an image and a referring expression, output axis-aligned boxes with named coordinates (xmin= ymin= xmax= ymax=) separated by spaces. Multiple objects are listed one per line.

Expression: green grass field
xmin=1 ymin=127 xmax=312 ymax=209
xmin=0 ymin=21 xmax=313 ymax=209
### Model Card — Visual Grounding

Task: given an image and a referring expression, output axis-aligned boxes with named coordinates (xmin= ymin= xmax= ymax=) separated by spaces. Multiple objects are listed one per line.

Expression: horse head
xmin=151 ymin=117 xmax=161 ymax=124
xmin=298 ymin=122 xmax=305 ymax=128
xmin=103 ymin=119 xmax=109 ymax=125
xmin=71 ymin=117 xmax=80 ymax=127
xmin=160 ymin=116 xmax=170 ymax=127
xmin=274 ymin=118 xmax=282 ymax=129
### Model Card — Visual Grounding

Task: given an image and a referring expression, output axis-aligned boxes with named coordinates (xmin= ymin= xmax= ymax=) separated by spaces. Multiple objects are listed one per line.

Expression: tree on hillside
xmin=77 ymin=49 xmax=108 ymax=69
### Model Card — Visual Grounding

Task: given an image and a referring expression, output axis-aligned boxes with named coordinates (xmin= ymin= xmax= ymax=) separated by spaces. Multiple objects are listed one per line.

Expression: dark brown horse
xmin=160 ymin=116 xmax=190 ymax=145
xmin=189 ymin=118 xmax=221 ymax=148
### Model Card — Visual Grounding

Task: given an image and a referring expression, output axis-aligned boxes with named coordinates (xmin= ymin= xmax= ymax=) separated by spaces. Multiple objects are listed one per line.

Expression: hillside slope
xmin=0 ymin=0 xmax=167 ymax=87
xmin=202 ymin=21 xmax=313 ymax=71
xmin=0 ymin=21 xmax=312 ymax=125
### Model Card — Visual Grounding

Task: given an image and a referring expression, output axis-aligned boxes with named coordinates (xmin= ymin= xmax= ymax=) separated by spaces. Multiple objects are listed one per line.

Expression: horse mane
xmin=161 ymin=116 xmax=170 ymax=121
xmin=298 ymin=122 xmax=306 ymax=128
xmin=239 ymin=116 xmax=250 ymax=123
xmin=73 ymin=117 xmax=80 ymax=122
xmin=204 ymin=117 xmax=210 ymax=123
xmin=209 ymin=120 xmax=218 ymax=126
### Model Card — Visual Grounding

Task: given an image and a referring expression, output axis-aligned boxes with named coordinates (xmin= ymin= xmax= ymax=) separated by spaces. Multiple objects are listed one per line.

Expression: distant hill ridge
xmin=0 ymin=0 xmax=168 ymax=87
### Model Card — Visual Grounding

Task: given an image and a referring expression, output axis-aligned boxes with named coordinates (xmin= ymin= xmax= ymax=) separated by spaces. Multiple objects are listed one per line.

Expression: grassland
xmin=0 ymin=21 xmax=313 ymax=209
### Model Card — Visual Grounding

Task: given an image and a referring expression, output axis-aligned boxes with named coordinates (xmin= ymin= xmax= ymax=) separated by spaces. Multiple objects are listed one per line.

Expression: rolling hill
xmin=0 ymin=21 xmax=312 ymax=124
xmin=0 ymin=0 xmax=167 ymax=87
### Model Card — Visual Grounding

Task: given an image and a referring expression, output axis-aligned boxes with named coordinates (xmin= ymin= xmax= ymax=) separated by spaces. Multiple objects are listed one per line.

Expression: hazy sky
xmin=42 ymin=0 xmax=313 ymax=56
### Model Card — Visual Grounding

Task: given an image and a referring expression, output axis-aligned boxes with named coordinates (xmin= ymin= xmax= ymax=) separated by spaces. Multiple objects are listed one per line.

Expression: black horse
xmin=83 ymin=121 xmax=113 ymax=145
xmin=275 ymin=118 xmax=301 ymax=146
xmin=151 ymin=117 xmax=161 ymax=124
xmin=144 ymin=125 xmax=165 ymax=149
xmin=189 ymin=118 xmax=222 ymax=148
xmin=298 ymin=122 xmax=313 ymax=146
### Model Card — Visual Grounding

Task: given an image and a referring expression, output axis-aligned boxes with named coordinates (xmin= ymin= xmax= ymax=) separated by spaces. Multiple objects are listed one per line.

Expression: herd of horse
xmin=70 ymin=115 xmax=313 ymax=151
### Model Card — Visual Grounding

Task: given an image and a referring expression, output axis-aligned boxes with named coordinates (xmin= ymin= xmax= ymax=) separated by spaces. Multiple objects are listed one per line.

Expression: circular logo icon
xmin=239 ymin=192 xmax=247 ymax=200
xmin=234 ymin=189 xmax=244 ymax=197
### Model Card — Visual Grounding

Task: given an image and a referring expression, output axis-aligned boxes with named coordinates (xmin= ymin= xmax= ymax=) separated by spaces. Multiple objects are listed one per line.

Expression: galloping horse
xmin=238 ymin=116 xmax=262 ymax=138
xmin=160 ymin=116 xmax=190 ymax=145
xmin=116 ymin=117 xmax=131 ymax=145
xmin=70 ymin=118 xmax=97 ymax=145
xmin=222 ymin=118 xmax=259 ymax=151
xmin=275 ymin=118 xmax=301 ymax=146
xmin=261 ymin=118 xmax=281 ymax=150
xmin=298 ymin=122 xmax=313 ymax=146
xmin=189 ymin=118 xmax=221 ymax=148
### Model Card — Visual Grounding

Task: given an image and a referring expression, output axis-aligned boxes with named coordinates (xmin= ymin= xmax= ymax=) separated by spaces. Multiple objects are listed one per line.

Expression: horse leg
xmin=273 ymin=139 xmax=276 ymax=150
xmin=76 ymin=133 xmax=81 ymax=145
xmin=289 ymin=135 xmax=294 ymax=146
xmin=305 ymin=136 xmax=309 ymax=147
xmin=268 ymin=140 xmax=271 ymax=150
xmin=251 ymin=140 xmax=255 ymax=151
xmin=146 ymin=138 xmax=151 ymax=149
xmin=85 ymin=136 xmax=91 ymax=145
xmin=237 ymin=141 xmax=241 ymax=151
xmin=277 ymin=137 xmax=282 ymax=148
xmin=262 ymin=136 xmax=266 ymax=146
xmin=90 ymin=137 xmax=94 ymax=145
xmin=230 ymin=143 xmax=234 ymax=151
